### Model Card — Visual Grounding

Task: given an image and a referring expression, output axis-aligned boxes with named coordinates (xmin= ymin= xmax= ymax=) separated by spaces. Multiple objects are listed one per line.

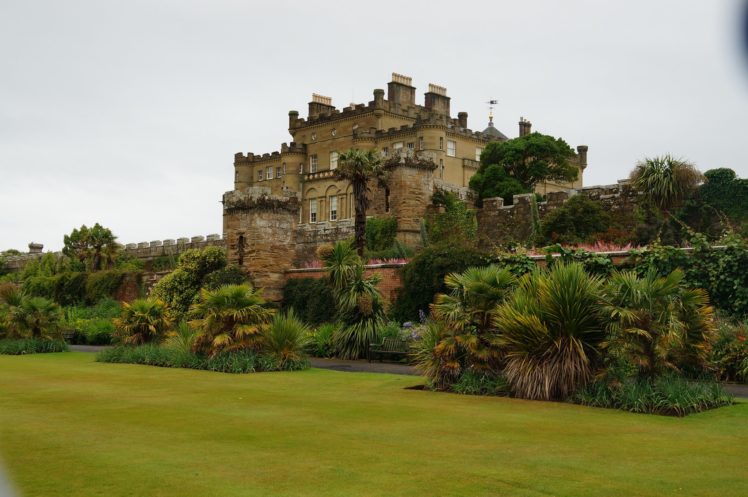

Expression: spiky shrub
xmin=163 ymin=320 xmax=197 ymax=355
xmin=6 ymin=296 xmax=63 ymax=340
xmin=411 ymin=320 xmax=460 ymax=390
xmin=423 ymin=265 xmax=517 ymax=386
xmin=333 ymin=263 xmax=386 ymax=360
xmin=189 ymin=284 xmax=274 ymax=357
xmin=114 ymin=298 xmax=172 ymax=345
xmin=306 ymin=323 xmax=338 ymax=358
xmin=495 ymin=263 xmax=606 ymax=401
xmin=603 ymin=269 xmax=715 ymax=379
xmin=263 ymin=310 xmax=310 ymax=369
xmin=630 ymin=155 xmax=704 ymax=213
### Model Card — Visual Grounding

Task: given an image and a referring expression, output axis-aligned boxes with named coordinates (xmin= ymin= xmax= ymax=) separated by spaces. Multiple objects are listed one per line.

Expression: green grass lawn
xmin=1 ymin=353 xmax=747 ymax=497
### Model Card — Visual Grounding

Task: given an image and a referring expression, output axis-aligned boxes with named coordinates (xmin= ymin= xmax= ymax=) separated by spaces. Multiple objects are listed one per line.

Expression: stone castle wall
xmin=477 ymin=180 xmax=639 ymax=249
xmin=3 ymin=234 xmax=225 ymax=272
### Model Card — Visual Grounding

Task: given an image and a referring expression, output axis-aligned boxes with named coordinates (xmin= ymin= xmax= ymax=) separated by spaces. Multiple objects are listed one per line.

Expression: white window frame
xmin=439 ymin=137 xmax=443 ymax=150
xmin=381 ymin=147 xmax=389 ymax=157
xmin=257 ymin=169 xmax=263 ymax=181
xmin=330 ymin=151 xmax=338 ymax=170
xmin=309 ymin=154 xmax=318 ymax=173
xmin=309 ymin=199 xmax=318 ymax=223
xmin=276 ymin=166 xmax=283 ymax=178
xmin=266 ymin=167 xmax=273 ymax=180
xmin=447 ymin=140 xmax=456 ymax=157
xmin=475 ymin=148 xmax=483 ymax=162
xmin=393 ymin=142 xmax=404 ymax=151
xmin=439 ymin=159 xmax=444 ymax=178
xmin=299 ymin=163 xmax=304 ymax=174
xmin=329 ymin=196 xmax=338 ymax=221
xmin=407 ymin=142 xmax=415 ymax=156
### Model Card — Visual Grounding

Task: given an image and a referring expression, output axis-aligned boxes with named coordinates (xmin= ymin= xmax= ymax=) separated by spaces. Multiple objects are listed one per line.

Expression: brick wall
xmin=285 ymin=263 xmax=406 ymax=306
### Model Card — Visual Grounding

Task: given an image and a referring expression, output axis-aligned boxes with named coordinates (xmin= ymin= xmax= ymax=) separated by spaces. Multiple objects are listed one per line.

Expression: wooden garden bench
xmin=368 ymin=337 xmax=409 ymax=363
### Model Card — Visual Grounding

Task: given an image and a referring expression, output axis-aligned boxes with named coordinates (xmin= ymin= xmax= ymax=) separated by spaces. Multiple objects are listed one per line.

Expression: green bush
xmin=150 ymin=247 xmax=229 ymax=318
xmin=366 ymin=217 xmax=398 ymax=252
xmin=149 ymin=254 xmax=178 ymax=272
xmin=451 ymin=370 xmax=510 ymax=396
xmin=575 ymin=374 xmax=733 ymax=416
xmin=85 ymin=270 xmax=127 ymax=303
xmin=544 ymin=245 xmax=615 ymax=276
xmin=391 ymin=244 xmax=487 ymax=322
xmin=96 ymin=345 xmax=308 ymax=373
xmin=540 ymin=195 xmax=611 ymax=244
xmin=201 ymin=265 xmax=247 ymax=290
xmin=306 ymin=323 xmax=338 ymax=358
xmin=423 ymin=192 xmax=477 ymax=247
xmin=629 ymin=234 xmax=748 ymax=317
xmin=0 ymin=338 xmax=68 ymax=355
xmin=281 ymin=278 xmax=336 ymax=326
xmin=709 ymin=320 xmax=748 ymax=382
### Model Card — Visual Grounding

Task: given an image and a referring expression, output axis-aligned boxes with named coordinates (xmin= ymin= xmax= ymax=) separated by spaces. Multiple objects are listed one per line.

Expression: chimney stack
xmin=308 ymin=93 xmax=335 ymax=118
xmin=457 ymin=112 xmax=468 ymax=128
xmin=387 ymin=72 xmax=416 ymax=110
xmin=518 ymin=117 xmax=532 ymax=137
xmin=424 ymin=83 xmax=450 ymax=116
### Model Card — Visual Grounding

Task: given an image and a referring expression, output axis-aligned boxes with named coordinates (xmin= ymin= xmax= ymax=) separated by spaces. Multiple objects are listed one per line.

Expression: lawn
xmin=1 ymin=353 xmax=747 ymax=497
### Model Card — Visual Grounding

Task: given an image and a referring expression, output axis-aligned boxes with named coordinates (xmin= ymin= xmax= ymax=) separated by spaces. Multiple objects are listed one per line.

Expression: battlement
xmin=2 ymin=234 xmax=227 ymax=272
xmin=428 ymin=83 xmax=447 ymax=96
xmin=222 ymin=188 xmax=300 ymax=213
xmin=234 ymin=142 xmax=306 ymax=164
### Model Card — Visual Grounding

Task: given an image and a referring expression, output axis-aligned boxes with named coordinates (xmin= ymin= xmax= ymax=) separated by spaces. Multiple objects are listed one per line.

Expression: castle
xmin=222 ymin=73 xmax=591 ymax=299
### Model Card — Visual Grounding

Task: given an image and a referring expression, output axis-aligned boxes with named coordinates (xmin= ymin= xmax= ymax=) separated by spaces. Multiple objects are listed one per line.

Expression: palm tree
xmin=189 ymin=284 xmax=274 ymax=357
xmin=114 ymin=298 xmax=172 ymax=345
xmin=335 ymin=148 xmax=388 ymax=257
xmin=495 ymin=263 xmax=606 ymax=401
xmin=603 ymin=269 xmax=714 ymax=378
xmin=424 ymin=266 xmax=517 ymax=382
xmin=6 ymin=296 xmax=63 ymax=340
xmin=630 ymin=155 xmax=703 ymax=214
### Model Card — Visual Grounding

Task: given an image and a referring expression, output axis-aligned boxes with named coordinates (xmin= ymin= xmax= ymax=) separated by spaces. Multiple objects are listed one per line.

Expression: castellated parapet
xmin=477 ymin=180 xmax=639 ymax=249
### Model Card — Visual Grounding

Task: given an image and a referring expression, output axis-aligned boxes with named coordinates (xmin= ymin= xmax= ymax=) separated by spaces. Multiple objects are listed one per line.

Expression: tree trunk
xmin=353 ymin=180 xmax=367 ymax=258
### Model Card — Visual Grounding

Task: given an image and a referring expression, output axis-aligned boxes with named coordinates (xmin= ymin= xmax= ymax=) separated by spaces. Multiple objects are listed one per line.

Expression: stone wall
xmin=285 ymin=263 xmax=405 ymax=306
xmin=294 ymin=220 xmax=355 ymax=266
xmin=477 ymin=180 xmax=640 ymax=249
xmin=3 ymin=234 xmax=225 ymax=273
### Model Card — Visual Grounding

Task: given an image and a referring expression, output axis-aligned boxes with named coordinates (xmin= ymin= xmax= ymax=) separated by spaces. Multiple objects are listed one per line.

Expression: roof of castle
xmin=482 ymin=122 xmax=508 ymax=141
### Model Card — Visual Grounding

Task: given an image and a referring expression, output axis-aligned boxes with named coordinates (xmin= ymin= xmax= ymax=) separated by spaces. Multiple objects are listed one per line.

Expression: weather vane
xmin=486 ymin=99 xmax=498 ymax=126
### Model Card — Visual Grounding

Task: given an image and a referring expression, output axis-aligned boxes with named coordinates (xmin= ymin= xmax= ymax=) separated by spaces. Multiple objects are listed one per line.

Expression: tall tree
xmin=470 ymin=132 xmax=578 ymax=205
xmin=335 ymin=149 xmax=387 ymax=257
xmin=62 ymin=223 xmax=119 ymax=271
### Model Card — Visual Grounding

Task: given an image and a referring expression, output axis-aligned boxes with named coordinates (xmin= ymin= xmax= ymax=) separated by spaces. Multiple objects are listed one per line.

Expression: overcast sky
xmin=2 ymin=0 xmax=748 ymax=252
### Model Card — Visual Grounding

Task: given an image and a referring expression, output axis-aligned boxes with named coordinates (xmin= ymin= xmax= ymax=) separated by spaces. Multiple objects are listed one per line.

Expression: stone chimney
xmin=457 ymin=111 xmax=468 ymax=128
xmin=424 ymin=83 xmax=450 ymax=116
xmin=387 ymin=73 xmax=416 ymax=109
xmin=28 ymin=242 xmax=43 ymax=254
xmin=308 ymin=93 xmax=335 ymax=118
xmin=518 ymin=117 xmax=532 ymax=137
xmin=577 ymin=145 xmax=588 ymax=169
